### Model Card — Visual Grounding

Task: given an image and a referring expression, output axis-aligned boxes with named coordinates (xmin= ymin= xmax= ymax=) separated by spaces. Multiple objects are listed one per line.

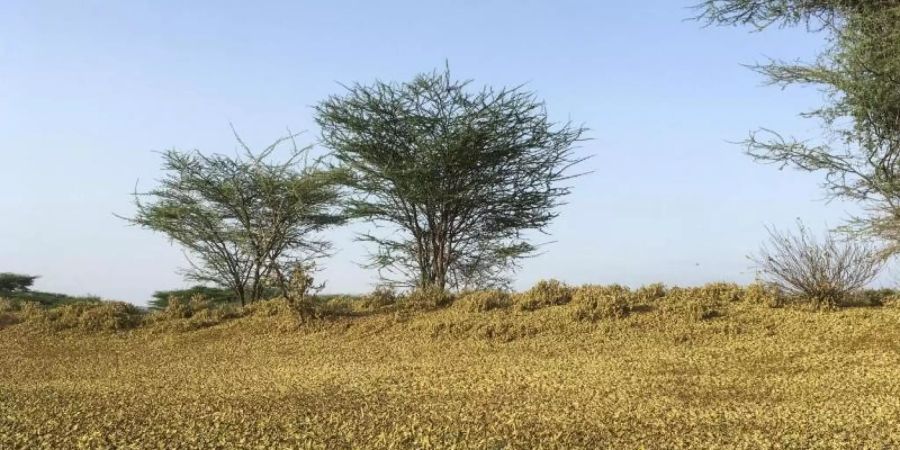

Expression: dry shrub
xmin=153 ymin=294 xmax=211 ymax=320
xmin=159 ymin=296 xmax=192 ymax=320
xmin=571 ymin=285 xmax=631 ymax=321
xmin=361 ymin=286 xmax=398 ymax=310
xmin=695 ymin=282 xmax=744 ymax=303
xmin=744 ymin=282 xmax=785 ymax=307
xmin=185 ymin=305 xmax=243 ymax=329
xmin=844 ymin=288 xmax=899 ymax=307
xmin=0 ymin=312 xmax=21 ymax=329
xmin=884 ymin=292 xmax=900 ymax=308
xmin=517 ymin=279 xmax=573 ymax=311
xmin=243 ymin=298 xmax=304 ymax=331
xmin=319 ymin=296 xmax=356 ymax=315
xmin=752 ymin=222 xmax=883 ymax=308
xmin=315 ymin=295 xmax=385 ymax=317
xmin=401 ymin=287 xmax=453 ymax=310
xmin=18 ymin=301 xmax=43 ymax=321
xmin=76 ymin=302 xmax=144 ymax=332
xmin=245 ymin=298 xmax=297 ymax=317
xmin=658 ymin=287 xmax=722 ymax=321
xmin=24 ymin=301 xmax=144 ymax=332
xmin=0 ymin=298 xmax=19 ymax=313
xmin=634 ymin=283 xmax=667 ymax=303
xmin=454 ymin=290 xmax=513 ymax=312
xmin=148 ymin=294 xmax=244 ymax=330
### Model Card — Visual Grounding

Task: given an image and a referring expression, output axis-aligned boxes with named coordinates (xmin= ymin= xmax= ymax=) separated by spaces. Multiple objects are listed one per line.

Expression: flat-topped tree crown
xmin=316 ymin=67 xmax=587 ymax=291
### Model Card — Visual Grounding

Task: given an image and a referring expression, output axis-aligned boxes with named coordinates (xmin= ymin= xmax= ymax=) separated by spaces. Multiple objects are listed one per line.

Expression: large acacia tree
xmin=696 ymin=1 xmax=900 ymax=256
xmin=127 ymin=132 xmax=345 ymax=305
xmin=316 ymin=68 xmax=586 ymax=291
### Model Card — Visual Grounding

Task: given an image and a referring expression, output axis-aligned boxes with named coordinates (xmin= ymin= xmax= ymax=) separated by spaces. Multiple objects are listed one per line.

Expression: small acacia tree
xmin=0 ymin=273 xmax=38 ymax=293
xmin=126 ymin=132 xmax=345 ymax=306
xmin=316 ymin=68 xmax=586 ymax=291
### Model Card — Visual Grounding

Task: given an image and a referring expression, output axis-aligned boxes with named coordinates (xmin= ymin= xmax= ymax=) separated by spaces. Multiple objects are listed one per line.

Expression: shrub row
xmin=2 ymin=280 xmax=896 ymax=333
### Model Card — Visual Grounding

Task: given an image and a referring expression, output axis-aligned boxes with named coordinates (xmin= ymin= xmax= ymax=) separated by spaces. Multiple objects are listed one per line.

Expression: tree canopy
xmin=316 ymin=68 xmax=586 ymax=291
xmin=126 ymin=132 xmax=346 ymax=305
xmin=0 ymin=273 xmax=38 ymax=293
xmin=697 ymin=0 xmax=900 ymax=256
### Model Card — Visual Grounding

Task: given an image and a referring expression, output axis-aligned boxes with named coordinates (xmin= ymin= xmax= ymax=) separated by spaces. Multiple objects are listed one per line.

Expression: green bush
xmin=0 ymin=273 xmax=38 ymax=292
xmin=149 ymin=286 xmax=240 ymax=310
xmin=1 ymin=290 xmax=96 ymax=308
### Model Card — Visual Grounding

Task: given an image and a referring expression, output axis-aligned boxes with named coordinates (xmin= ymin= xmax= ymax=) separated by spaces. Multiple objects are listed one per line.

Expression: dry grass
xmin=2 ymin=283 xmax=900 ymax=448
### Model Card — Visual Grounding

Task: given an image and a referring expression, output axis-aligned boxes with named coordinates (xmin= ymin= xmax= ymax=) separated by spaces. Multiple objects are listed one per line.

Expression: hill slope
xmin=2 ymin=292 xmax=900 ymax=448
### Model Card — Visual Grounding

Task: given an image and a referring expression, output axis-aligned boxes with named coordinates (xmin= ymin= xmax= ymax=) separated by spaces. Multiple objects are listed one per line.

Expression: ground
xmin=2 ymin=295 xmax=900 ymax=449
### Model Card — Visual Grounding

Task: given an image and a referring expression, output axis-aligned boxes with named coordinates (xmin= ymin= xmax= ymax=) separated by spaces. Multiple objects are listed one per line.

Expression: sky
xmin=0 ymin=1 xmax=867 ymax=305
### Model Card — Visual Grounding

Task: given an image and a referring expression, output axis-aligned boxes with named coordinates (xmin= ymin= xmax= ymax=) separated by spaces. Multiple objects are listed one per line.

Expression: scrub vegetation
xmin=2 ymin=282 xmax=900 ymax=449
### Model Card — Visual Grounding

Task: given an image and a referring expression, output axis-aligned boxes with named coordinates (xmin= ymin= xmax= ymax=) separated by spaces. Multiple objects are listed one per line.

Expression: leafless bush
xmin=752 ymin=222 xmax=884 ymax=307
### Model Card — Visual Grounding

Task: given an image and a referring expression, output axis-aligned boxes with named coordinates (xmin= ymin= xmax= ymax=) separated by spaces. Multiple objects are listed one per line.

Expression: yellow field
xmin=2 ymin=286 xmax=900 ymax=449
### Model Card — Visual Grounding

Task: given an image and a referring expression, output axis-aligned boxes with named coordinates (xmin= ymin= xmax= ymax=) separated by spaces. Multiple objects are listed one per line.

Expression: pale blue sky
xmin=1 ymin=1 xmax=859 ymax=304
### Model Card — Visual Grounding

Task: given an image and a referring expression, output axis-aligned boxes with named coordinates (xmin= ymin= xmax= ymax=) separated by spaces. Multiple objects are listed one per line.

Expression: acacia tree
xmin=0 ymin=273 xmax=38 ymax=293
xmin=127 ymin=132 xmax=345 ymax=306
xmin=316 ymin=68 xmax=586 ymax=291
xmin=696 ymin=1 xmax=900 ymax=256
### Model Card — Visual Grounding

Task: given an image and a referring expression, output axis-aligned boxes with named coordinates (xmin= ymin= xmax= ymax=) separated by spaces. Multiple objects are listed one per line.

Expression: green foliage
xmin=1 ymin=291 xmax=101 ymax=308
xmin=698 ymin=1 xmax=900 ymax=256
xmin=517 ymin=279 xmax=573 ymax=311
xmin=0 ymin=273 xmax=84 ymax=308
xmin=149 ymin=285 xmax=240 ymax=310
xmin=316 ymin=66 xmax=586 ymax=291
xmin=126 ymin=131 xmax=345 ymax=305
xmin=0 ymin=273 xmax=38 ymax=293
